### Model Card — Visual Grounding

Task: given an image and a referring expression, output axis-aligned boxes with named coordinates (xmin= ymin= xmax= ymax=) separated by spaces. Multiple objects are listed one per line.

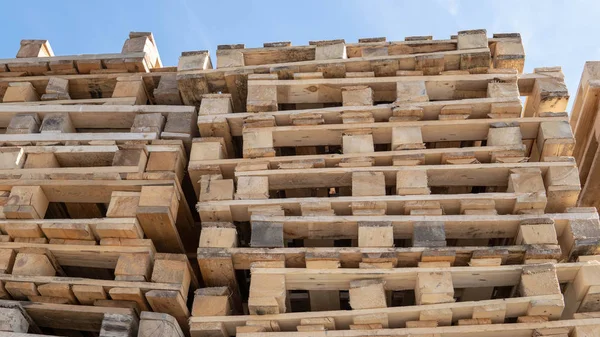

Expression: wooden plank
xmin=0 ymin=104 xmax=194 ymax=129
xmin=191 ymin=294 xmax=560 ymax=335
xmin=234 ymin=161 xmax=575 ymax=190
xmin=243 ymin=212 xmax=599 ymax=242
xmin=197 ymin=193 xmax=546 ymax=222
xmin=190 ymin=144 xmax=524 ymax=182
xmin=247 ymin=262 xmax=589 ymax=291
xmin=7 ymin=300 xmax=135 ymax=332
xmin=239 ymin=117 xmax=558 ymax=148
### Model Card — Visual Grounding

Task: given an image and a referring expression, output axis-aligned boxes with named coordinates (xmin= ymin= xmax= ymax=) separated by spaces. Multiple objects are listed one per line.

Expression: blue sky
xmin=1 ymin=0 xmax=599 ymax=109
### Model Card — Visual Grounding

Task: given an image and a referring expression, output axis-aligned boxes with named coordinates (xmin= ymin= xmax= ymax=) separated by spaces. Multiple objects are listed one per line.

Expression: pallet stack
xmin=0 ymin=33 xmax=199 ymax=336
xmin=0 ymin=29 xmax=599 ymax=337
xmin=188 ymin=30 xmax=600 ymax=337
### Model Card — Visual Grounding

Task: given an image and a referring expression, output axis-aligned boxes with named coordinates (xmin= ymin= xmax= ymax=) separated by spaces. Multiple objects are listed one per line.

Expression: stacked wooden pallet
xmin=1 ymin=28 xmax=600 ymax=337
xmin=188 ymin=30 xmax=600 ymax=337
xmin=0 ymin=33 xmax=199 ymax=337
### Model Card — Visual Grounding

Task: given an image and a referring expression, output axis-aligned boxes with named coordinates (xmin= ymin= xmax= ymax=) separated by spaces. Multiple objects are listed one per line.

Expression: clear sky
xmin=2 ymin=0 xmax=599 ymax=109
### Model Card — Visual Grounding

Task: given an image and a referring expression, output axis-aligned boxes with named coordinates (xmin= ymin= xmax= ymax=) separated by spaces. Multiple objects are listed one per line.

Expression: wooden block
xmin=248 ymin=274 xmax=287 ymax=314
xmin=0 ymin=307 xmax=29 ymax=332
xmin=313 ymin=40 xmax=346 ymax=60
xmin=0 ymin=249 xmax=16 ymax=274
xmin=391 ymin=126 xmax=425 ymax=150
xmin=100 ymin=313 xmax=137 ymax=337
xmin=527 ymin=298 xmax=564 ymax=319
xmin=306 ymin=253 xmax=340 ymax=311
xmin=237 ymin=325 xmax=266 ymax=333
xmin=72 ymin=285 xmax=107 ymax=305
xmin=415 ymin=271 xmax=454 ymax=305
xmin=131 ymin=113 xmax=165 ymax=134
xmin=396 ymin=81 xmax=428 ymax=102
xmin=138 ymin=311 xmax=184 ymax=337
xmin=235 ymin=176 xmax=269 ymax=200
xmin=458 ymin=318 xmax=492 ymax=325
xmin=2 ymin=82 xmax=39 ymax=102
xmin=517 ymin=316 xmax=548 ymax=323
xmin=507 ymin=168 xmax=547 ymax=212
xmin=7 ymin=113 xmax=40 ymax=134
xmin=536 ymin=121 xmax=575 ymax=159
xmin=573 ymin=325 xmax=600 ymax=337
xmin=439 ymin=104 xmax=472 ymax=120
xmin=45 ymin=77 xmax=69 ymax=95
xmin=41 ymin=223 xmax=93 ymax=242
xmin=145 ymin=290 xmax=190 ymax=332
xmin=563 ymin=264 xmax=600 ymax=319
xmin=17 ymin=39 xmax=53 ymax=57
xmin=406 ymin=320 xmax=438 ymax=328
xmin=396 ymin=170 xmax=429 ymax=195
xmin=342 ymin=86 xmax=373 ymax=106
xmin=415 ymin=54 xmax=444 ymax=75
xmin=95 ymin=299 xmax=140 ymax=314
xmin=113 ymin=77 xmax=148 ymax=105
xmin=413 ymin=221 xmax=446 ymax=247
xmin=299 ymin=317 xmax=336 ymax=331
xmin=5 ymin=282 xmax=38 ymax=300
xmin=251 ymin=220 xmax=284 ymax=248
xmin=216 ymin=46 xmax=244 ymax=68
xmin=37 ymin=283 xmax=76 ymax=304
xmin=460 ymin=199 xmax=496 ymax=214
xmin=245 ymin=320 xmax=281 ymax=332
xmin=243 ymin=129 xmax=275 ymax=158
xmin=191 ymin=139 xmax=227 ymax=161
xmin=420 ymin=308 xmax=453 ymax=326
xmin=579 ymin=285 xmax=600 ymax=313
xmin=457 ymin=29 xmax=487 ymax=49
xmin=154 ymin=73 xmax=183 ymax=105
xmin=487 ymin=82 xmax=519 ymax=98
xmin=109 ymin=287 xmax=150 ymax=312
xmin=559 ymin=219 xmax=600 ymax=260
xmin=199 ymin=225 xmax=237 ymax=248
xmin=524 ymin=77 xmax=569 ymax=117
xmin=23 ymin=153 xmax=59 ymax=169
xmin=487 ymin=125 xmax=522 ymax=146
xmin=358 ymin=221 xmax=393 ymax=247
xmin=200 ymin=176 xmax=234 ymax=202
xmin=494 ymin=41 xmax=525 ymax=73
xmin=178 ymin=50 xmax=211 ymax=71
xmin=151 ymin=254 xmax=192 ymax=297
xmin=247 ymin=84 xmax=277 ymax=112
xmin=489 ymin=101 xmax=523 ymax=119
xmin=192 ymin=287 xmax=231 ymax=316
xmin=106 ymin=191 xmax=141 ymax=218
xmin=351 ymin=171 xmax=385 ymax=197
xmin=349 ymin=279 xmax=387 ymax=309
xmin=472 ymin=303 xmax=506 ymax=323
xmin=12 ymin=252 xmax=55 ymax=276
xmin=138 ymin=186 xmax=178 ymax=220
xmin=39 ymin=112 xmax=75 ymax=133
xmin=342 ymin=133 xmax=374 ymax=154
xmin=516 ymin=221 xmax=558 ymax=245
xmin=520 ymin=264 xmax=561 ymax=297
xmin=114 ymin=253 xmax=152 ymax=281
xmin=199 ymin=93 xmax=233 ymax=116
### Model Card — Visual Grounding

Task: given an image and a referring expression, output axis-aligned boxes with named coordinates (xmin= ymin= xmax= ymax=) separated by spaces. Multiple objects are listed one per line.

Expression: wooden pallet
xmin=0 ymin=245 xmax=196 ymax=332
xmin=0 ymin=32 xmax=162 ymax=76
xmin=213 ymin=31 xmax=522 ymax=70
xmin=190 ymin=261 xmax=600 ymax=336
xmin=0 ymin=178 xmax=197 ymax=253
